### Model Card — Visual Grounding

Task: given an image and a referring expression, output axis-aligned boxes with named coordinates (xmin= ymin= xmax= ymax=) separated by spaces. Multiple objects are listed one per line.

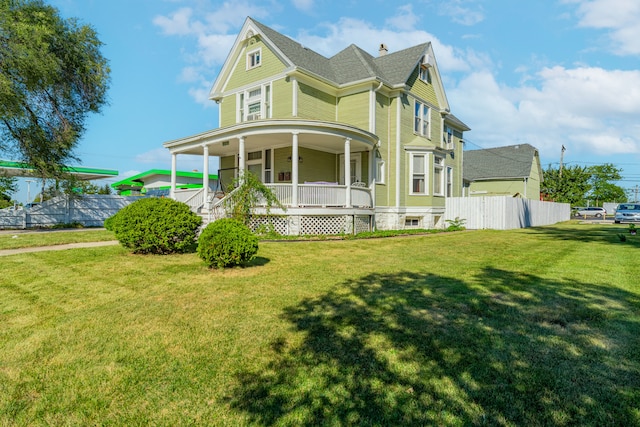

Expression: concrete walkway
xmin=0 ymin=240 xmax=119 ymax=257
xmin=0 ymin=228 xmax=119 ymax=257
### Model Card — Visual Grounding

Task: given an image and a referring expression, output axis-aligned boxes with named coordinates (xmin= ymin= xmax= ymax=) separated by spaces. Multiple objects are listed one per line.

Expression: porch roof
xmin=163 ymin=119 xmax=379 ymax=157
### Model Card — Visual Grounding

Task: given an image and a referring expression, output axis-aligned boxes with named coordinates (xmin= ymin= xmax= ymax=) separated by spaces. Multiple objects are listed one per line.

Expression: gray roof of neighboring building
xmin=464 ymin=144 xmax=538 ymax=181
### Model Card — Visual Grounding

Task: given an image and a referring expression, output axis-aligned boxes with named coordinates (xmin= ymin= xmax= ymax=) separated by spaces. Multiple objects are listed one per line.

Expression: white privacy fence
xmin=445 ymin=197 xmax=570 ymax=230
xmin=0 ymin=195 xmax=138 ymax=229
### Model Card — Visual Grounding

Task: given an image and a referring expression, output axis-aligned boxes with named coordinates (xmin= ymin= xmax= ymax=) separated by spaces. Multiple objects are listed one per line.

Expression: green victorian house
xmin=164 ymin=17 xmax=469 ymax=235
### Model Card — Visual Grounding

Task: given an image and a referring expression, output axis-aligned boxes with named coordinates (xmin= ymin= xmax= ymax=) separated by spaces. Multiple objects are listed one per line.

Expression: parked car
xmin=614 ymin=203 xmax=640 ymax=223
xmin=574 ymin=207 xmax=606 ymax=218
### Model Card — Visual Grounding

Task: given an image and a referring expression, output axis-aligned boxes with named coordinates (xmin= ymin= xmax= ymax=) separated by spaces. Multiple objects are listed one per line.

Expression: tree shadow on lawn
xmin=526 ymin=224 xmax=640 ymax=247
xmin=226 ymin=268 xmax=640 ymax=425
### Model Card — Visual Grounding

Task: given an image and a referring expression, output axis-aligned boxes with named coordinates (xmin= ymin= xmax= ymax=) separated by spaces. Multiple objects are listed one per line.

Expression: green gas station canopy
xmin=0 ymin=160 xmax=118 ymax=180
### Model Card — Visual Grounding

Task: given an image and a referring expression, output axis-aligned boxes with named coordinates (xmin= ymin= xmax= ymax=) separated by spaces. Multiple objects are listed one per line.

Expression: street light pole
xmin=25 ymin=179 xmax=33 ymax=205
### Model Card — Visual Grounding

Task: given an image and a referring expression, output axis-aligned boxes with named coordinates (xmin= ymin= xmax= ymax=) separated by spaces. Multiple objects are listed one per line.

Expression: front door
xmin=246 ymin=150 xmax=263 ymax=182
xmin=339 ymin=153 xmax=362 ymax=185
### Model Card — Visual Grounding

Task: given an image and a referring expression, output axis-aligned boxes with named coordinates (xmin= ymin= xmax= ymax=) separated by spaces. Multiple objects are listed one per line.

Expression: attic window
xmin=247 ymin=48 xmax=261 ymax=69
xmin=419 ymin=65 xmax=431 ymax=83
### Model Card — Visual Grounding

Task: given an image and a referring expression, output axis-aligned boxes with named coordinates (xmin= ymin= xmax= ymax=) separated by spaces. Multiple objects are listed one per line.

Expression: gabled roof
xmin=463 ymin=144 xmax=539 ymax=181
xmin=210 ymin=17 xmax=452 ymax=111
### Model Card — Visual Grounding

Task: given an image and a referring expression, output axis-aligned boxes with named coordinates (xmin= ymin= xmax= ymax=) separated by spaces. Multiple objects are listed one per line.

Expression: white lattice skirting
xmin=248 ymin=214 xmax=372 ymax=236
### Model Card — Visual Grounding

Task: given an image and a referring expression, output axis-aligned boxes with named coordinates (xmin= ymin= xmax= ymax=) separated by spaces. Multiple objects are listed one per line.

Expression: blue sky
xmin=11 ymin=0 xmax=640 ymax=202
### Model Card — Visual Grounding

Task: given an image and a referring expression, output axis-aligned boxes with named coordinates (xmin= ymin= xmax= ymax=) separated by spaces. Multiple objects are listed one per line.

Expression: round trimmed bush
xmin=197 ymin=218 xmax=258 ymax=269
xmin=109 ymin=197 xmax=202 ymax=254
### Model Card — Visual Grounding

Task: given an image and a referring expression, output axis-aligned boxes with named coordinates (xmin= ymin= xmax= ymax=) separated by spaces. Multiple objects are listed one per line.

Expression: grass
xmin=1 ymin=222 xmax=639 ymax=425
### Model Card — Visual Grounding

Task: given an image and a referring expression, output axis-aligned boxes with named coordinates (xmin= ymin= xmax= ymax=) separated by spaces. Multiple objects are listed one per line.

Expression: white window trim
xmin=409 ymin=152 xmax=430 ymax=195
xmin=433 ymin=156 xmax=444 ymax=196
xmin=414 ymin=100 xmax=431 ymax=139
xmin=237 ymin=83 xmax=271 ymax=122
xmin=446 ymin=166 xmax=453 ymax=197
xmin=246 ymin=48 xmax=262 ymax=70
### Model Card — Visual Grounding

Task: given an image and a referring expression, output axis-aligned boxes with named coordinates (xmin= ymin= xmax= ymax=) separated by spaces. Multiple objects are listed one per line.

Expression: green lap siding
xmin=337 ymin=92 xmax=369 ymax=129
xmin=298 ymin=83 xmax=336 ymax=121
xmin=225 ymin=38 xmax=286 ymax=91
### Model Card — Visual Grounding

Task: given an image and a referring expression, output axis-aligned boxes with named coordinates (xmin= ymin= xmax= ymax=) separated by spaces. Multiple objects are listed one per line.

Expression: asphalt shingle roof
xmin=464 ymin=144 xmax=538 ymax=181
xmin=252 ymin=18 xmax=428 ymax=87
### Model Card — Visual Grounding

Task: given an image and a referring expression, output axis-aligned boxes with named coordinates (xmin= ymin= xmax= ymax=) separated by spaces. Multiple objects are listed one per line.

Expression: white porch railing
xmin=263 ymin=183 xmax=373 ymax=208
xmin=176 ymin=183 xmax=374 ymax=218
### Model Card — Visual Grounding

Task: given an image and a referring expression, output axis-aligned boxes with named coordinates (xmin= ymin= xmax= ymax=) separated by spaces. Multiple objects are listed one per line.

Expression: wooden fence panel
xmin=445 ymin=197 xmax=570 ymax=230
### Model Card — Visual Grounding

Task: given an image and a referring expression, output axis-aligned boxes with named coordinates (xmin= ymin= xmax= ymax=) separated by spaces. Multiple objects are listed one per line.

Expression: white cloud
xmin=135 ymin=148 xmax=170 ymax=165
xmin=153 ymin=7 xmax=198 ymax=36
xmin=449 ymin=66 xmax=640 ymax=159
xmin=291 ymin=0 xmax=314 ymax=13
xmin=297 ymin=16 xmax=477 ymax=73
xmin=438 ymin=0 xmax=485 ymax=26
xmin=385 ymin=4 xmax=420 ymax=31
xmin=567 ymin=0 xmax=640 ymax=55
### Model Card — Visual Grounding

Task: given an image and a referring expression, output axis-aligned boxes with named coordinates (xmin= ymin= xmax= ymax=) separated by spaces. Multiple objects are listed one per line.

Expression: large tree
xmin=541 ymin=164 xmax=592 ymax=206
xmin=587 ymin=164 xmax=626 ymax=204
xmin=0 ymin=174 xmax=17 ymax=207
xmin=0 ymin=0 xmax=110 ymax=178
xmin=542 ymin=163 xmax=626 ymax=206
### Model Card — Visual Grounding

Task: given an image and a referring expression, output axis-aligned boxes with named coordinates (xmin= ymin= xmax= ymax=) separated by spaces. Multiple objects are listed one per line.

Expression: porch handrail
xmin=206 ymin=186 xmax=241 ymax=223
xmin=175 ymin=188 xmax=204 ymax=211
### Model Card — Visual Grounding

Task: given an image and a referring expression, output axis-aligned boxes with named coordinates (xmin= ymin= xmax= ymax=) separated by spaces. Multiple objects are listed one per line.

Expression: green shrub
xmin=197 ymin=218 xmax=259 ymax=269
xmin=103 ymin=215 xmax=114 ymax=231
xmin=109 ymin=198 xmax=202 ymax=254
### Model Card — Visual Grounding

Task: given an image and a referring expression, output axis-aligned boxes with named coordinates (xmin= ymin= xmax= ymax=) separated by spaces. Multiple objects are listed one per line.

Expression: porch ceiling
xmin=163 ymin=119 xmax=379 ymax=157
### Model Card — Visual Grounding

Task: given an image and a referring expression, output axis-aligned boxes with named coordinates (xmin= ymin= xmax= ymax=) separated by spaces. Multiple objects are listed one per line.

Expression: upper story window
xmin=433 ymin=156 xmax=444 ymax=196
xmin=410 ymin=152 xmax=429 ymax=195
xmin=238 ymin=84 xmax=271 ymax=122
xmin=247 ymin=48 xmax=261 ymax=69
xmin=414 ymin=101 xmax=430 ymax=138
xmin=443 ymin=125 xmax=453 ymax=149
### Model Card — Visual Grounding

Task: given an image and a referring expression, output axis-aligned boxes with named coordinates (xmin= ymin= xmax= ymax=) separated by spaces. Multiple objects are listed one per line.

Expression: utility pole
xmin=559 ymin=145 xmax=566 ymax=178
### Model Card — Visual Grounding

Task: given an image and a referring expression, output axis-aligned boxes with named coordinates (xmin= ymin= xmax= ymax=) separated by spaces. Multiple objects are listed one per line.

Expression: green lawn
xmin=1 ymin=223 xmax=639 ymax=425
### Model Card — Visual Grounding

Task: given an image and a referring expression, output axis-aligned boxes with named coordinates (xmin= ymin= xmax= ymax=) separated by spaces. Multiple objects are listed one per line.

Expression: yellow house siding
xmin=297 ymin=83 xmax=336 ymax=121
xmin=271 ymin=147 xmax=337 ymax=183
xmin=225 ymin=39 xmax=286 ymax=91
xmin=219 ymin=95 xmax=236 ymax=127
xmin=272 ymin=78 xmax=292 ymax=118
xmin=337 ymin=92 xmax=369 ymax=129
xmin=407 ymin=67 xmax=439 ymax=107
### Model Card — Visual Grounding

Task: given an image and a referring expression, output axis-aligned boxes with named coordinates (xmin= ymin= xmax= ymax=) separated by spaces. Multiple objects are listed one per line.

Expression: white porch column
xmin=291 ymin=132 xmax=299 ymax=207
xmin=345 ymin=138 xmax=351 ymax=208
xmin=238 ymin=136 xmax=246 ymax=176
xmin=370 ymin=147 xmax=376 ymax=207
xmin=170 ymin=152 xmax=177 ymax=199
xmin=202 ymin=145 xmax=209 ymax=203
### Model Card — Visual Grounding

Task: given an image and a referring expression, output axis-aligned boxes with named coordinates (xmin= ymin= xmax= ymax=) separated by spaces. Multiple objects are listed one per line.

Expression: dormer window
xmin=247 ymin=48 xmax=261 ymax=69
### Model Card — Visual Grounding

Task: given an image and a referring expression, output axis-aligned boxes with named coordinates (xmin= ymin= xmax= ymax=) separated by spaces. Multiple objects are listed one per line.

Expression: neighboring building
xmin=163 ymin=17 xmax=469 ymax=234
xmin=111 ymin=169 xmax=218 ymax=196
xmin=463 ymin=144 xmax=542 ymax=200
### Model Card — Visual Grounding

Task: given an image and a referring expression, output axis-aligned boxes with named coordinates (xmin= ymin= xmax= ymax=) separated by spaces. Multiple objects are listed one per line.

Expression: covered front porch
xmin=164 ymin=119 xmax=380 ymax=233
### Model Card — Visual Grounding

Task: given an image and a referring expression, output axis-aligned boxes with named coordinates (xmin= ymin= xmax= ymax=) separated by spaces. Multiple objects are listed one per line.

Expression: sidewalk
xmin=0 ymin=240 xmax=119 ymax=257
